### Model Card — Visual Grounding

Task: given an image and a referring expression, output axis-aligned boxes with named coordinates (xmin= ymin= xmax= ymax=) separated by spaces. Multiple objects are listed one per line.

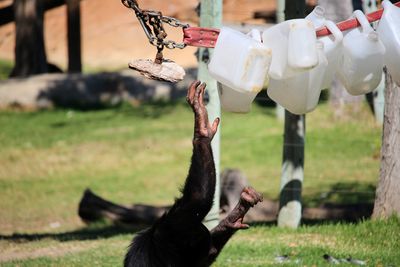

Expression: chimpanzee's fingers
xmin=211 ymin=117 xmax=220 ymax=136
xmin=238 ymin=223 xmax=250 ymax=229
xmin=193 ymin=82 xmax=203 ymax=108
xmin=198 ymin=82 xmax=206 ymax=107
xmin=228 ymin=220 xmax=249 ymax=230
xmin=187 ymin=80 xmax=201 ymax=105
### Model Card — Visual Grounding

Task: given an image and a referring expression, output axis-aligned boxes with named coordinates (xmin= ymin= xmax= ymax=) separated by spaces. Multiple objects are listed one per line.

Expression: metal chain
xmin=121 ymin=0 xmax=188 ymax=50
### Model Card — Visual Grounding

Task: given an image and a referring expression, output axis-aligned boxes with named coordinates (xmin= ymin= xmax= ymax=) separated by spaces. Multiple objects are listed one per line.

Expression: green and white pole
xmin=275 ymin=0 xmax=285 ymax=121
xmin=198 ymin=0 xmax=222 ymax=229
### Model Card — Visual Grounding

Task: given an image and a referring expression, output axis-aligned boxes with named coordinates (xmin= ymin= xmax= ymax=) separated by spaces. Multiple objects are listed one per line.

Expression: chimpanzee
xmin=124 ymin=81 xmax=263 ymax=267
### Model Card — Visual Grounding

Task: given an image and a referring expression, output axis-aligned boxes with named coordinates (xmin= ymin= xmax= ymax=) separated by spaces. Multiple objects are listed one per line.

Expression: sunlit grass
xmin=0 ymin=100 xmax=393 ymax=266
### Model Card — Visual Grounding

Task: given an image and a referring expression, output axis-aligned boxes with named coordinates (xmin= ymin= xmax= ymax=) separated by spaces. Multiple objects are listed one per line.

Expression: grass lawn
xmin=0 ymin=99 xmax=398 ymax=266
xmin=0 ymin=59 xmax=12 ymax=80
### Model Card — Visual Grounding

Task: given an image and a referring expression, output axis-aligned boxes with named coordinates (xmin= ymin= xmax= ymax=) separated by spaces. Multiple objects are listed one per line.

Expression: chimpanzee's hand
xmin=187 ymin=80 xmax=220 ymax=141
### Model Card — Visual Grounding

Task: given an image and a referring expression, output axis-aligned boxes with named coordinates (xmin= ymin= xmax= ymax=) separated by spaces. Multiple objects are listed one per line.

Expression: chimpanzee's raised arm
xmin=163 ymin=81 xmax=220 ymax=227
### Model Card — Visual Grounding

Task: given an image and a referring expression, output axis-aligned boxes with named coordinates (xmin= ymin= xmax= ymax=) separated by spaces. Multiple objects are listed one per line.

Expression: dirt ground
xmin=0 ymin=0 xmax=275 ymax=70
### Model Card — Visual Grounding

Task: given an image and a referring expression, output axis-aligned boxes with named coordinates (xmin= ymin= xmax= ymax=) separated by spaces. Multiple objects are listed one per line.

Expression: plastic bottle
xmin=337 ymin=10 xmax=386 ymax=96
xmin=377 ymin=0 xmax=400 ymax=85
xmin=208 ymin=27 xmax=272 ymax=93
xmin=262 ymin=19 xmax=318 ymax=80
xmin=267 ymin=41 xmax=328 ymax=115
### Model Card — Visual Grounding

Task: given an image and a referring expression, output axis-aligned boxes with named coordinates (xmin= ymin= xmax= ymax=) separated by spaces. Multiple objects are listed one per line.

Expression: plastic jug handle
xmin=353 ymin=10 xmax=373 ymax=33
xmin=382 ymin=0 xmax=394 ymax=10
xmin=324 ymin=20 xmax=343 ymax=44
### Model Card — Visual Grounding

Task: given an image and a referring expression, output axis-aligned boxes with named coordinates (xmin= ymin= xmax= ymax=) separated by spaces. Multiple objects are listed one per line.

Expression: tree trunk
xmin=66 ymin=0 xmax=82 ymax=73
xmin=79 ymin=189 xmax=168 ymax=226
xmin=372 ymin=70 xmax=400 ymax=219
xmin=11 ymin=0 xmax=48 ymax=77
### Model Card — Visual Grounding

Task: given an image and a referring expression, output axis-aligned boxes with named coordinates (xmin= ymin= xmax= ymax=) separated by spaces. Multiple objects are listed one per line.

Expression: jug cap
xmin=367 ymin=31 xmax=379 ymax=42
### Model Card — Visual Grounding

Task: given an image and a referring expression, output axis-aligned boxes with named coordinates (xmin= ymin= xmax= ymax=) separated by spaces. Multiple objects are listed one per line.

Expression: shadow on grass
xmin=301 ymin=181 xmax=376 ymax=224
xmin=0 ymin=182 xmax=377 ymax=243
xmin=49 ymin=100 xmax=185 ymax=129
xmin=0 ymin=224 xmax=143 ymax=243
xmin=37 ymin=68 xmax=198 ymax=110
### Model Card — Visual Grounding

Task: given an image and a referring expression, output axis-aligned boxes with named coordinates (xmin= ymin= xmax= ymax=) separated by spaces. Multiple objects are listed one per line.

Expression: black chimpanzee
xmin=124 ymin=81 xmax=263 ymax=267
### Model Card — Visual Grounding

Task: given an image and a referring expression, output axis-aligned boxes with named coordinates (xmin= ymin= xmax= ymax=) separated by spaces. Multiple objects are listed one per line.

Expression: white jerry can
xmin=217 ymin=83 xmax=258 ymax=113
xmin=337 ymin=10 xmax=386 ymax=96
xmin=208 ymin=27 xmax=272 ymax=94
xmin=305 ymin=7 xmax=344 ymax=90
xmin=318 ymin=21 xmax=344 ymax=90
xmin=377 ymin=0 xmax=400 ymax=85
xmin=208 ymin=27 xmax=271 ymax=113
xmin=263 ymin=18 xmax=319 ymax=80
xmin=267 ymin=41 xmax=328 ymax=115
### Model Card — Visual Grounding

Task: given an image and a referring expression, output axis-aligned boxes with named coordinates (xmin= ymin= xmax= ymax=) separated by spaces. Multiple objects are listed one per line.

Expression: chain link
xmin=121 ymin=0 xmax=187 ymax=50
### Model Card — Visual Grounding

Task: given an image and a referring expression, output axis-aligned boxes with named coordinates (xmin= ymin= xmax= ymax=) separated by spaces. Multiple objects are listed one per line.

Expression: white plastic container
xmin=267 ymin=42 xmax=328 ymax=115
xmin=208 ymin=27 xmax=272 ymax=93
xmin=377 ymin=0 xmax=400 ymax=85
xmin=218 ymin=83 xmax=258 ymax=113
xmin=306 ymin=7 xmax=344 ymax=90
xmin=318 ymin=21 xmax=344 ymax=89
xmin=262 ymin=19 xmax=318 ymax=80
xmin=337 ymin=10 xmax=386 ymax=96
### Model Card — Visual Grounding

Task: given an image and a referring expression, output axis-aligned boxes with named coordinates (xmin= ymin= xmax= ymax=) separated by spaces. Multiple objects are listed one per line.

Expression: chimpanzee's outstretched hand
xmin=187 ymin=81 xmax=220 ymax=141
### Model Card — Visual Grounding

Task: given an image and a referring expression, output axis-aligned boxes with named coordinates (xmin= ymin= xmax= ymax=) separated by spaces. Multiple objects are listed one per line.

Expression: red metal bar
xmin=183 ymin=1 xmax=400 ymax=47
xmin=316 ymin=1 xmax=400 ymax=37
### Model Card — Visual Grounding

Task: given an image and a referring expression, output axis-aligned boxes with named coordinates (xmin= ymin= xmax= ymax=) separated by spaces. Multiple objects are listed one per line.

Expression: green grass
xmin=0 ymin=59 xmax=13 ymax=80
xmin=0 ymin=100 xmax=397 ymax=266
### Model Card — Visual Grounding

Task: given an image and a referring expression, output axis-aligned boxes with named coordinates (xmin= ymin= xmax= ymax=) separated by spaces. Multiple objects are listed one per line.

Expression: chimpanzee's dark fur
xmin=124 ymin=81 xmax=262 ymax=267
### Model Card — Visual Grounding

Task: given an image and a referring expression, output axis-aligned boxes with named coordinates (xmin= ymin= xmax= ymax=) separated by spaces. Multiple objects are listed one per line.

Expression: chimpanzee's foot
xmin=217 ymin=187 xmax=263 ymax=230
xmin=240 ymin=187 xmax=263 ymax=207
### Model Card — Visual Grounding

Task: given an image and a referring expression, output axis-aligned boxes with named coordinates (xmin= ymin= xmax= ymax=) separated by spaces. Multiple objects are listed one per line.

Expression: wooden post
xmin=12 ymin=0 xmax=48 ymax=77
xmin=198 ymin=0 xmax=222 ymax=229
xmin=66 ymin=0 xmax=82 ymax=73
xmin=277 ymin=0 xmax=306 ymax=229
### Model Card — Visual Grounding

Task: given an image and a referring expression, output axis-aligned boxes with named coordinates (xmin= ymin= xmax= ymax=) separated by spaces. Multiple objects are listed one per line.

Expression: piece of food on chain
xmin=129 ymin=59 xmax=185 ymax=83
